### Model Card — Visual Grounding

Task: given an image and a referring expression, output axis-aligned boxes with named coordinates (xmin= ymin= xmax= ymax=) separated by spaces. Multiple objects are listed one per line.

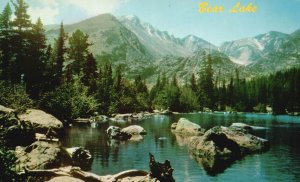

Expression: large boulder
xmin=172 ymin=125 xmax=269 ymax=174
xmin=216 ymin=126 xmax=269 ymax=154
xmin=18 ymin=109 xmax=63 ymax=135
xmin=121 ymin=125 xmax=147 ymax=135
xmin=171 ymin=118 xmax=205 ymax=136
xmin=15 ymin=141 xmax=69 ymax=170
xmin=48 ymin=176 xmax=84 ymax=182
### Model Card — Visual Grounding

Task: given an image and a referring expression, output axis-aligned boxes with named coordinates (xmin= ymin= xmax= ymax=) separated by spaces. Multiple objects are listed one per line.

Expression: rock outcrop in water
xmin=171 ymin=118 xmax=205 ymax=136
xmin=106 ymin=126 xmax=132 ymax=140
xmin=106 ymin=125 xmax=147 ymax=141
xmin=171 ymin=118 xmax=270 ymax=174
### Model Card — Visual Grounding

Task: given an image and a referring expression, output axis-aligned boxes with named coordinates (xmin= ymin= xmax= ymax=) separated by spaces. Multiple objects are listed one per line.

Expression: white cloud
xmin=28 ymin=0 xmax=59 ymax=24
xmin=64 ymin=0 xmax=130 ymax=16
xmin=27 ymin=0 xmax=131 ymax=24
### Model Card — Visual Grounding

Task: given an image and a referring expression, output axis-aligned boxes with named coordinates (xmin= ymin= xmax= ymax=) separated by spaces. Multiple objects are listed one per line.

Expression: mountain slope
xmin=220 ymin=31 xmax=290 ymax=65
xmin=243 ymin=30 xmax=300 ymax=77
xmin=118 ymin=15 xmax=216 ymax=58
xmin=46 ymin=14 xmax=155 ymax=77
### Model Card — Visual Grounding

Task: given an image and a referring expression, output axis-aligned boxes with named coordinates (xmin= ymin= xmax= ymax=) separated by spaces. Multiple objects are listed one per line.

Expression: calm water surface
xmin=62 ymin=113 xmax=300 ymax=181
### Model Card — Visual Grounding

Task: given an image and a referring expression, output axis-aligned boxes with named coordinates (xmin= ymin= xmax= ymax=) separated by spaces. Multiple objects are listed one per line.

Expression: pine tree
xmin=53 ymin=22 xmax=67 ymax=86
xmin=82 ymin=53 xmax=98 ymax=93
xmin=68 ymin=29 xmax=91 ymax=75
xmin=11 ymin=0 xmax=31 ymax=31
xmin=168 ymin=74 xmax=180 ymax=111
xmin=96 ymin=63 xmax=113 ymax=114
xmin=190 ymin=73 xmax=197 ymax=93
xmin=0 ymin=3 xmax=13 ymax=80
xmin=25 ymin=17 xmax=47 ymax=98
xmin=11 ymin=0 xmax=32 ymax=83
xmin=198 ymin=54 xmax=215 ymax=110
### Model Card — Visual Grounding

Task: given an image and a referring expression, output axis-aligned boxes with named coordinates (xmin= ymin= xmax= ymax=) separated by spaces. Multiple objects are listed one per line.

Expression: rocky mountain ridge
xmin=45 ymin=14 xmax=300 ymax=83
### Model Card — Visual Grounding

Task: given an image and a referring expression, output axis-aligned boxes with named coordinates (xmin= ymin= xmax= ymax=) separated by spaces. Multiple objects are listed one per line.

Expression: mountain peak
xmin=120 ymin=15 xmax=141 ymax=24
xmin=118 ymin=15 xmax=216 ymax=58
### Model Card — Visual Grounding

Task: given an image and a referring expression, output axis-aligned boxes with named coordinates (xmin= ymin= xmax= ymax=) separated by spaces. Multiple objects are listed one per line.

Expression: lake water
xmin=62 ymin=113 xmax=300 ymax=181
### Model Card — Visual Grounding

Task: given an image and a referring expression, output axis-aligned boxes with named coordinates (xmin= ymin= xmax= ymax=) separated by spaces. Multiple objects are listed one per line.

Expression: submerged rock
xmin=18 ymin=109 xmax=63 ymax=135
xmin=230 ymin=123 xmax=267 ymax=131
xmin=171 ymin=118 xmax=205 ymax=136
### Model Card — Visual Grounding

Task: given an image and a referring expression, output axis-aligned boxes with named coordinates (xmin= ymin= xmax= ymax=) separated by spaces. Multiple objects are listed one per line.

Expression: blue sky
xmin=1 ymin=0 xmax=300 ymax=45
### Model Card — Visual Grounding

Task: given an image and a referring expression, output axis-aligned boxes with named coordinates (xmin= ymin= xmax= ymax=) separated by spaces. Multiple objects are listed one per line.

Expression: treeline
xmin=151 ymin=61 xmax=300 ymax=114
xmin=1 ymin=0 xmax=299 ymax=122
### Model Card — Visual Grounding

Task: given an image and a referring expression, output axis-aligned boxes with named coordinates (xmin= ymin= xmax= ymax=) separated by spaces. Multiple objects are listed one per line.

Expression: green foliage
xmin=0 ymin=81 xmax=33 ymax=112
xmin=0 ymin=3 xmax=13 ymax=81
xmin=39 ymin=77 xmax=98 ymax=122
xmin=0 ymin=147 xmax=18 ymax=181
xmin=179 ymin=87 xmax=199 ymax=112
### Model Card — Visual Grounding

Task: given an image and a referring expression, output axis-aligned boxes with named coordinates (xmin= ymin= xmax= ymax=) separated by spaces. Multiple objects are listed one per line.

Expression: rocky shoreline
xmin=0 ymin=105 xmax=166 ymax=182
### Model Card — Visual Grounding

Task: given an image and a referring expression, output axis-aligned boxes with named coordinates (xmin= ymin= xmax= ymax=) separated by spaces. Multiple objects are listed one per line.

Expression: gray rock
xmin=18 ymin=109 xmax=63 ymax=135
xmin=171 ymin=118 xmax=205 ymax=136
xmin=106 ymin=126 xmax=131 ymax=140
xmin=121 ymin=125 xmax=147 ymax=135
xmin=15 ymin=141 xmax=65 ymax=170
xmin=48 ymin=176 xmax=84 ymax=182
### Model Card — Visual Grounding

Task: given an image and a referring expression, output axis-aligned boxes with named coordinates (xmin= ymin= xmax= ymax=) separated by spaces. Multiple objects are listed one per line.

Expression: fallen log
xmin=149 ymin=153 xmax=175 ymax=182
xmin=18 ymin=166 xmax=150 ymax=182
xmin=18 ymin=166 xmax=102 ymax=182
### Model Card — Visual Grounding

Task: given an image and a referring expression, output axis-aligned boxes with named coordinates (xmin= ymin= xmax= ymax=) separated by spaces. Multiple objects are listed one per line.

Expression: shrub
xmin=0 ymin=81 xmax=33 ymax=113
xmin=0 ymin=147 xmax=18 ymax=181
xmin=39 ymin=78 xmax=98 ymax=123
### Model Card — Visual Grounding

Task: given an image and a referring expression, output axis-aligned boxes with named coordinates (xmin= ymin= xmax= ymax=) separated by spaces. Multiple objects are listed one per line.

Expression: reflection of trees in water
xmin=65 ymin=125 xmax=115 ymax=168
